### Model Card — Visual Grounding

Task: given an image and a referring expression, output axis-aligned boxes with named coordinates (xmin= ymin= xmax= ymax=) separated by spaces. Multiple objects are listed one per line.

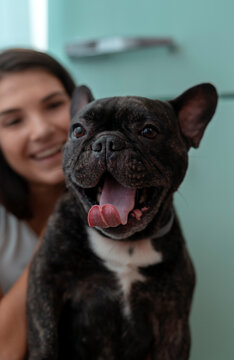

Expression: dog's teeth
xmin=139 ymin=195 xmax=145 ymax=204
xmin=139 ymin=189 xmax=147 ymax=204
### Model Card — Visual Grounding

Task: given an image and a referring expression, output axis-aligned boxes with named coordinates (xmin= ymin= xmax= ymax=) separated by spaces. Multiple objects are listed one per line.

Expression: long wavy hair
xmin=0 ymin=48 xmax=76 ymax=219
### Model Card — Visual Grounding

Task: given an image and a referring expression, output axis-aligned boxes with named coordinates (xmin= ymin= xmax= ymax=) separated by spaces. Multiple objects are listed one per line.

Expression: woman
xmin=0 ymin=48 xmax=75 ymax=360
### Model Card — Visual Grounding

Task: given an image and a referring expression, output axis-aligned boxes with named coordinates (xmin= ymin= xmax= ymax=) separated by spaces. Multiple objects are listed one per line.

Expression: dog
xmin=27 ymin=83 xmax=218 ymax=360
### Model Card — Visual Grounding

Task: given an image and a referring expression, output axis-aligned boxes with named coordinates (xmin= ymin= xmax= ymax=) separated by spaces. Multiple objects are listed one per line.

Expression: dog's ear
xmin=169 ymin=83 xmax=218 ymax=148
xmin=70 ymin=85 xmax=94 ymax=118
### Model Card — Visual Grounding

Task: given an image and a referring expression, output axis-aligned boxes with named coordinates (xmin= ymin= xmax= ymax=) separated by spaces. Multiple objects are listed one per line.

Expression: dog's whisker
xmin=176 ymin=190 xmax=189 ymax=206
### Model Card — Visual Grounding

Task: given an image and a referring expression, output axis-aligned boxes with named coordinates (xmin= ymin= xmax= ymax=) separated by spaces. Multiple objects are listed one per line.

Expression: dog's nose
xmin=92 ymin=135 xmax=125 ymax=153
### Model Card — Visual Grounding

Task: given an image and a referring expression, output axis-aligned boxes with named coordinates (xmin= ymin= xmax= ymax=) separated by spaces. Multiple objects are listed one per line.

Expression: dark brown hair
xmin=0 ymin=48 xmax=76 ymax=219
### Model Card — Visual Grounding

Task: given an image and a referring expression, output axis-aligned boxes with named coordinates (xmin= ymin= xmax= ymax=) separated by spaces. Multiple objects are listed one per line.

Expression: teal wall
xmin=0 ymin=0 xmax=31 ymax=48
xmin=48 ymin=2 xmax=234 ymax=359
xmin=1 ymin=1 xmax=232 ymax=358
xmin=48 ymin=0 xmax=234 ymax=98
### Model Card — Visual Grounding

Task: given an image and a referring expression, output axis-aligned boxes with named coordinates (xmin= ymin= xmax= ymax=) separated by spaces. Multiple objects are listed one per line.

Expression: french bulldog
xmin=27 ymin=83 xmax=218 ymax=360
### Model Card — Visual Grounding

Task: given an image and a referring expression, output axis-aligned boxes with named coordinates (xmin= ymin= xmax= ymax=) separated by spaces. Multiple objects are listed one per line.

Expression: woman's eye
xmin=140 ymin=126 xmax=158 ymax=139
xmin=73 ymin=124 xmax=86 ymax=138
xmin=5 ymin=118 xmax=22 ymax=127
xmin=47 ymin=101 xmax=64 ymax=110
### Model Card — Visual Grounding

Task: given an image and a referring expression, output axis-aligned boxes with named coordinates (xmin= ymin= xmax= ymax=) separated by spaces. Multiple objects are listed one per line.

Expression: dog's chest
xmin=88 ymin=228 xmax=162 ymax=314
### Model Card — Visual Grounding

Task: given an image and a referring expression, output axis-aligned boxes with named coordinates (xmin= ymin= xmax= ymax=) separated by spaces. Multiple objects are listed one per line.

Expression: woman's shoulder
xmin=0 ymin=204 xmax=14 ymax=233
xmin=0 ymin=203 xmax=7 ymax=220
xmin=0 ymin=204 xmax=26 ymax=234
xmin=0 ymin=204 xmax=37 ymax=293
xmin=0 ymin=203 xmax=37 ymax=247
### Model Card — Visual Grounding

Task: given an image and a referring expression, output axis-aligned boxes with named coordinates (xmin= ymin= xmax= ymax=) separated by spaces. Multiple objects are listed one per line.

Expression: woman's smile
xmin=31 ymin=143 xmax=64 ymax=160
xmin=29 ymin=142 xmax=65 ymax=169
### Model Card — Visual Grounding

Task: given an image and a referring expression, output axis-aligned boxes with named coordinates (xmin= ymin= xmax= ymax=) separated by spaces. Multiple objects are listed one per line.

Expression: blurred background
xmin=1 ymin=0 xmax=234 ymax=359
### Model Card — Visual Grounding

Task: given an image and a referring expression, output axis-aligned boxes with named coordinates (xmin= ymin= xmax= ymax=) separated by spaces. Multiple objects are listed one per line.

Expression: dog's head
xmin=63 ymin=84 xmax=217 ymax=239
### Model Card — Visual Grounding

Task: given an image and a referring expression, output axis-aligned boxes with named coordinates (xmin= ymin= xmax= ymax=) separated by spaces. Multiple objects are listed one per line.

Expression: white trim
xmin=29 ymin=0 xmax=48 ymax=50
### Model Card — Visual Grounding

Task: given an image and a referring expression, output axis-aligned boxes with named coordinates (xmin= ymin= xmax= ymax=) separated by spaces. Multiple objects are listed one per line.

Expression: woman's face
xmin=0 ymin=69 xmax=71 ymax=187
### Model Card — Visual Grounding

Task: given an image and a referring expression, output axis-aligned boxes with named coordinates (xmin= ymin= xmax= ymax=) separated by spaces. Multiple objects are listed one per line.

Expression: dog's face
xmin=63 ymin=84 xmax=217 ymax=239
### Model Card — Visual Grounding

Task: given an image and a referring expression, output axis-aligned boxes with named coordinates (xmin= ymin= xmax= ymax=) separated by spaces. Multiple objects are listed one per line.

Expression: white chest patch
xmin=87 ymin=228 xmax=163 ymax=315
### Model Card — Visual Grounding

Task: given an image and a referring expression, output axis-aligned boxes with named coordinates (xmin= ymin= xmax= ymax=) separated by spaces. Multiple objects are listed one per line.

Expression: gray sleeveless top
xmin=0 ymin=205 xmax=37 ymax=294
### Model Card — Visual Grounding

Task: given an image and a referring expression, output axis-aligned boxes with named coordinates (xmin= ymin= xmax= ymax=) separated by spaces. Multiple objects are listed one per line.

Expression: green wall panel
xmin=48 ymin=0 xmax=234 ymax=98
xmin=48 ymin=1 xmax=234 ymax=359
xmin=0 ymin=0 xmax=31 ymax=49
xmin=175 ymin=100 xmax=234 ymax=359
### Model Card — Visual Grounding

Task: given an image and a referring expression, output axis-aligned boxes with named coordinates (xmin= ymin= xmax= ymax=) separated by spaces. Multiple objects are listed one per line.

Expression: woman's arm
xmin=0 ymin=234 xmax=42 ymax=360
xmin=0 ymin=265 xmax=29 ymax=360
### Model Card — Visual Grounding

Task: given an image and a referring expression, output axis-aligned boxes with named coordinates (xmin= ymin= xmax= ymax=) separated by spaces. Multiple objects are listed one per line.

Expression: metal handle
xmin=65 ymin=36 xmax=176 ymax=58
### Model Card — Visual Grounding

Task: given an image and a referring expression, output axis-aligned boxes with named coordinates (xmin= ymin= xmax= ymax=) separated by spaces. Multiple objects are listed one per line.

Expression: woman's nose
xmin=29 ymin=114 xmax=55 ymax=141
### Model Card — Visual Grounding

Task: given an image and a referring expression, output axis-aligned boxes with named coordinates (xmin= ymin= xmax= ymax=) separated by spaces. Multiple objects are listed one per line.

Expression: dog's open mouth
xmin=81 ymin=173 xmax=156 ymax=228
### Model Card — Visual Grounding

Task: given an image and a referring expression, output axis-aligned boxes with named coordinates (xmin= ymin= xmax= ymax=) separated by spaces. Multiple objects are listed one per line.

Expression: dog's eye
xmin=73 ymin=124 xmax=86 ymax=138
xmin=140 ymin=126 xmax=157 ymax=139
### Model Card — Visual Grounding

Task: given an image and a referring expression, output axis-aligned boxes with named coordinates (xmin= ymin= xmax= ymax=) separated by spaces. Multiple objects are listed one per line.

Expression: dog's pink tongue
xmin=88 ymin=176 xmax=136 ymax=228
